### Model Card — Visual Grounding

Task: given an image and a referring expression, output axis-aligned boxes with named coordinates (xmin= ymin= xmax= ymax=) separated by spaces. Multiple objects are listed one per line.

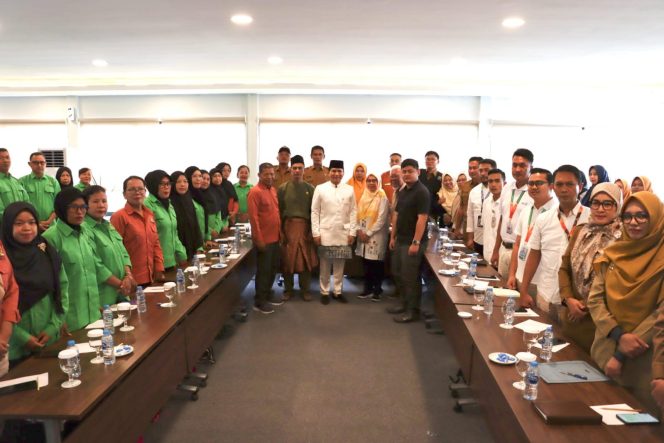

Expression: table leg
xmin=41 ymin=418 xmax=62 ymax=443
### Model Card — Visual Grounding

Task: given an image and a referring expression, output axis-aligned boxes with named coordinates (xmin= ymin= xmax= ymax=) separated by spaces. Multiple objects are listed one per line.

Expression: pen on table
xmin=600 ymin=407 xmax=642 ymax=412
xmin=562 ymin=371 xmax=588 ymax=380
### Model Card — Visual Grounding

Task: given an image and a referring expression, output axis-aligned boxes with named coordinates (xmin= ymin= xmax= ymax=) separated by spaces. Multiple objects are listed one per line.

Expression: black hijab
xmin=210 ymin=167 xmax=229 ymax=218
xmin=145 ymin=170 xmax=171 ymax=210
xmin=184 ymin=166 xmax=215 ymax=234
xmin=169 ymin=171 xmax=202 ymax=258
xmin=215 ymin=162 xmax=239 ymax=202
xmin=55 ymin=167 xmax=73 ymax=189
xmin=54 ymin=188 xmax=85 ymax=231
xmin=1 ymin=202 xmax=63 ymax=315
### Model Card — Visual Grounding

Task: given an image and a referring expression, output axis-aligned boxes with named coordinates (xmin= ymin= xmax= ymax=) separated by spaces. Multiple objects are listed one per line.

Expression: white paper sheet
xmin=532 ymin=341 xmax=570 ymax=353
xmin=85 ymin=316 xmax=125 ymax=329
xmin=74 ymin=343 xmax=97 ymax=354
xmin=590 ymin=404 xmax=639 ymax=425
xmin=493 ymin=288 xmax=520 ymax=298
xmin=143 ymin=286 xmax=164 ymax=293
xmin=227 ymin=253 xmax=241 ymax=260
xmin=0 ymin=372 xmax=49 ymax=390
xmin=514 ymin=319 xmax=551 ymax=333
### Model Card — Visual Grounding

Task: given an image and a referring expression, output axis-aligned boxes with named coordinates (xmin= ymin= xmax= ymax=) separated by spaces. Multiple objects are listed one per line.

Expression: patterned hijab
xmin=357 ymin=173 xmax=386 ymax=230
xmin=595 ymin=191 xmax=664 ymax=332
xmin=570 ymin=183 xmax=622 ymax=301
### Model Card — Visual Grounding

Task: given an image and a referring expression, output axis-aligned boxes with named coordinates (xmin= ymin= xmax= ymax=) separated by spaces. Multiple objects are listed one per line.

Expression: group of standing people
xmin=0 ymin=144 xmax=662 ymax=418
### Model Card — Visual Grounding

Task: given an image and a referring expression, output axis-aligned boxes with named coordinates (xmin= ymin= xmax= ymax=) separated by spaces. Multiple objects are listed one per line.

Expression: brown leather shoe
xmin=282 ymin=291 xmax=293 ymax=301
xmin=302 ymin=292 xmax=313 ymax=302
xmin=393 ymin=311 xmax=421 ymax=323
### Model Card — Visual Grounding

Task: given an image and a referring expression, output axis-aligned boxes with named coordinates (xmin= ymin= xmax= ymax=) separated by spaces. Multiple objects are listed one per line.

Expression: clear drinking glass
xmin=118 ymin=302 xmax=134 ymax=332
xmin=472 ymin=288 xmax=485 ymax=310
xmin=523 ymin=329 xmax=540 ymax=353
xmin=187 ymin=267 xmax=200 ymax=289
xmin=87 ymin=329 xmax=104 ymax=364
xmin=58 ymin=349 xmax=82 ymax=388
xmin=514 ymin=352 xmax=537 ymax=390
xmin=450 ymin=252 xmax=461 ymax=273
xmin=501 ymin=301 xmax=515 ymax=328
xmin=163 ymin=282 xmax=176 ymax=307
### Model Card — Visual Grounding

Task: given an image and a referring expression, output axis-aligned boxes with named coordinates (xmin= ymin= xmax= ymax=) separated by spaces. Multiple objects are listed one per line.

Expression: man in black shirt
xmin=419 ymin=150 xmax=444 ymax=225
xmin=388 ymin=158 xmax=430 ymax=323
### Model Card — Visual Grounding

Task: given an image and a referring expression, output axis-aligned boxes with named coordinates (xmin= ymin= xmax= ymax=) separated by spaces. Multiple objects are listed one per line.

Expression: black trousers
xmin=363 ymin=258 xmax=385 ymax=294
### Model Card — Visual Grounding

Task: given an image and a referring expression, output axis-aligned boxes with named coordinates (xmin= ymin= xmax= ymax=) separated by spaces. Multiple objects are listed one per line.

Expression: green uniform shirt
xmin=208 ymin=212 xmax=222 ymax=238
xmin=75 ymin=182 xmax=88 ymax=191
xmin=234 ymin=182 xmax=253 ymax=215
xmin=193 ymin=199 xmax=210 ymax=242
xmin=43 ymin=220 xmax=112 ymax=331
xmin=84 ymin=215 xmax=132 ymax=306
xmin=278 ymin=180 xmax=315 ymax=220
xmin=144 ymin=194 xmax=187 ymax=268
xmin=9 ymin=267 xmax=69 ymax=361
xmin=19 ymin=173 xmax=61 ymax=222
xmin=0 ymin=172 xmax=29 ymax=218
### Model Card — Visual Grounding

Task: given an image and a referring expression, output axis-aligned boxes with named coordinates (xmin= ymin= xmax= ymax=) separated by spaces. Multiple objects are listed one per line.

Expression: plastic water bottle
xmin=541 ymin=326 xmax=554 ymax=362
xmin=66 ymin=340 xmax=82 ymax=379
xmin=102 ymin=304 xmax=114 ymax=334
xmin=524 ymin=361 xmax=539 ymax=400
xmin=192 ymin=255 xmax=200 ymax=274
xmin=467 ymin=253 xmax=478 ymax=286
xmin=102 ymin=330 xmax=116 ymax=366
xmin=176 ymin=269 xmax=186 ymax=294
xmin=503 ymin=297 xmax=516 ymax=326
xmin=483 ymin=287 xmax=494 ymax=315
xmin=439 ymin=227 xmax=449 ymax=244
xmin=136 ymin=286 xmax=147 ymax=313
xmin=233 ymin=229 xmax=241 ymax=253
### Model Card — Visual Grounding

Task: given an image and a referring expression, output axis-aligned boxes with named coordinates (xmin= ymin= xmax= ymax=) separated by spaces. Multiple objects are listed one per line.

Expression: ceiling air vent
xmin=40 ymin=150 xmax=66 ymax=168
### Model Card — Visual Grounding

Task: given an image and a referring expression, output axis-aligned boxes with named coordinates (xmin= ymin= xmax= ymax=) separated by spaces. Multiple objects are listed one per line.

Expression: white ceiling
xmin=1 ymin=0 xmax=663 ymax=95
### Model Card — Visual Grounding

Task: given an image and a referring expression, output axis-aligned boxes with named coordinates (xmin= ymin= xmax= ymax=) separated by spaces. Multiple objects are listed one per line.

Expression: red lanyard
xmin=524 ymin=207 xmax=536 ymax=242
xmin=557 ymin=206 xmax=584 ymax=240
xmin=509 ymin=189 xmax=526 ymax=222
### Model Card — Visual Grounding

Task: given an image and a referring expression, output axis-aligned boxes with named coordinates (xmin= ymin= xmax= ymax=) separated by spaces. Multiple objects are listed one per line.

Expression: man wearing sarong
xmin=278 ymin=155 xmax=318 ymax=301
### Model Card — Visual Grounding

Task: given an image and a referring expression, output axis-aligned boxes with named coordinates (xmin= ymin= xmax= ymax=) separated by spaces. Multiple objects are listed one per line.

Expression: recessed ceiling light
xmin=92 ymin=59 xmax=108 ymax=67
xmin=268 ymin=56 xmax=283 ymax=65
xmin=502 ymin=17 xmax=525 ymax=29
xmin=231 ymin=14 xmax=253 ymax=25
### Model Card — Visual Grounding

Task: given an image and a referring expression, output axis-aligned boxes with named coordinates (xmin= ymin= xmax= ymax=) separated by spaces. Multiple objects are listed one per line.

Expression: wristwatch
xmin=412 ymin=239 xmax=421 ymax=245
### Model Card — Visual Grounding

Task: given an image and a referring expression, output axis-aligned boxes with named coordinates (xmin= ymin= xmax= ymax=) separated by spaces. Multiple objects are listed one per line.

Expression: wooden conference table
xmin=425 ymin=248 xmax=663 ymax=442
xmin=0 ymin=241 xmax=256 ymax=443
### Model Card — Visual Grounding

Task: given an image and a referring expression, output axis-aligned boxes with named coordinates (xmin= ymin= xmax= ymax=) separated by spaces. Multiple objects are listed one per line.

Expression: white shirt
xmin=498 ymin=182 xmax=533 ymax=244
xmin=466 ymin=184 xmax=489 ymax=244
xmin=482 ymin=194 xmax=502 ymax=262
xmin=311 ymin=181 xmax=357 ymax=246
xmin=514 ymin=197 xmax=558 ymax=283
xmin=528 ymin=202 xmax=590 ymax=305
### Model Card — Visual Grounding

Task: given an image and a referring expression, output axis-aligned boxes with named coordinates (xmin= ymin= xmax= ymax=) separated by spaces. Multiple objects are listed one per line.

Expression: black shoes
xmin=321 ymin=295 xmax=330 ymax=305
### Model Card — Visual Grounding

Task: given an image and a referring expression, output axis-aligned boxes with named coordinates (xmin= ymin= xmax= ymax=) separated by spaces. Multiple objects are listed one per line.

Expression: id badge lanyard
xmin=558 ymin=206 xmax=584 ymax=241
xmin=506 ymin=189 xmax=525 ymax=234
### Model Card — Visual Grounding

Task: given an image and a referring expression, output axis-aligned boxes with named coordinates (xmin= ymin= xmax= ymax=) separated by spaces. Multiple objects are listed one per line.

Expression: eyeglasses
xmin=126 ymin=187 xmax=146 ymax=194
xmin=158 ymin=182 xmax=171 ymax=188
xmin=527 ymin=180 xmax=548 ymax=188
xmin=30 ymin=161 xmax=46 ymax=166
xmin=590 ymin=200 xmax=617 ymax=210
xmin=68 ymin=204 xmax=88 ymax=212
xmin=621 ymin=211 xmax=649 ymax=224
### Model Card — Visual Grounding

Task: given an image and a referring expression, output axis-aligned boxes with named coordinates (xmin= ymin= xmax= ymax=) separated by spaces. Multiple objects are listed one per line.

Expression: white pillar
xmin=477 ymin=96 xmax=492 ymax=156
xmin=246 ymin=94 xmax=259 ymax=179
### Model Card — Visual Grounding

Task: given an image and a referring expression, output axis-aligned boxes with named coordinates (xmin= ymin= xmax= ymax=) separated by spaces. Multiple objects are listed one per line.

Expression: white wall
xmin=1 ymin=93 xmax=662 ymax=208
